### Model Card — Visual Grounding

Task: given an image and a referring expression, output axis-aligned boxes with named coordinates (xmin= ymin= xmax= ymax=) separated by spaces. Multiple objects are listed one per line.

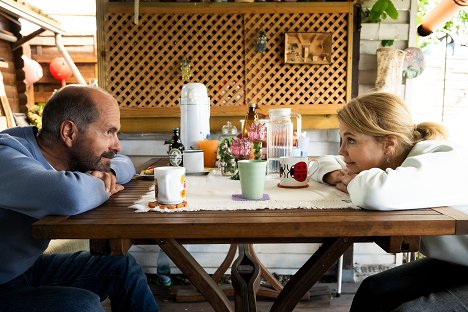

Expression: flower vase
xmin=252 ymin=141 xmax=262 ymax=160
xmin=221 ymin=156 xmax=237 ymax=176
xmin=230 ymin=158 xmax=240 ymax=180
xmin=218 ymin=138 xmax=237 ymax=176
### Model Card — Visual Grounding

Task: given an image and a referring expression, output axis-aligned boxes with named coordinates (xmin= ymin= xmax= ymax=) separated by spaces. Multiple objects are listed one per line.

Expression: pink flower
xmin=230 ymin=137 xmax=251 ymax=158
xmin=247 ymin=122 xmax=266 ymax=142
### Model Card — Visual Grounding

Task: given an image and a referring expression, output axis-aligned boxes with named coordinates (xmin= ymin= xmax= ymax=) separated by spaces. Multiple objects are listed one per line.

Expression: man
xmin=0 ymin=85 xmax=159 ymax=311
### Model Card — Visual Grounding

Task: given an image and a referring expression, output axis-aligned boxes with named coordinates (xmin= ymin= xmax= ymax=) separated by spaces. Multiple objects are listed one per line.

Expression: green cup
xmin=238 ymin=160 xmax=267 ymax=200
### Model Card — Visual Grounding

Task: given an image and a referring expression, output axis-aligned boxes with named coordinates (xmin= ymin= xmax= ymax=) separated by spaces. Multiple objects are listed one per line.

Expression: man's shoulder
xmin=1 ymin=125 xmax=36 ymax=138
xmin=0 ymin=126 xmax=37 ymax=154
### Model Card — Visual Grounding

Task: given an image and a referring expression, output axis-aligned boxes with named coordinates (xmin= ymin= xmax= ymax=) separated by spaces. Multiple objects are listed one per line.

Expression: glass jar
xmin=266 ymin=108 xmax=301 ymax=174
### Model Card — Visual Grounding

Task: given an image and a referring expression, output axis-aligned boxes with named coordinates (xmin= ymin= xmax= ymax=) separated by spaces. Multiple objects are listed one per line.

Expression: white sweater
xmin=311 ymin=140 xmax=468 ymax=266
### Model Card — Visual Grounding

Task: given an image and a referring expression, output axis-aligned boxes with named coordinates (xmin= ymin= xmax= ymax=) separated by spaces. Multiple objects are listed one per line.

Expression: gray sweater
xmin=0 ymin=126 xmax=135 ymax=283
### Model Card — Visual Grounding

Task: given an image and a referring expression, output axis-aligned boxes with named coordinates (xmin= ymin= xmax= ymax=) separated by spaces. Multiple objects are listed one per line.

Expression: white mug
xmin=183 ymin=150 xmax=204 ymax=173
xmin=278 ymin=156 xmax=315 ymax=188
xmin=154 ymin=166 xmax=186 ymax=204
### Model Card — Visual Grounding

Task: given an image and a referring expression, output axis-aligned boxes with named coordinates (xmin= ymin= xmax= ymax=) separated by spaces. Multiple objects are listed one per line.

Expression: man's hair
xmin=37 ymin=85 xmax=108 ymax=145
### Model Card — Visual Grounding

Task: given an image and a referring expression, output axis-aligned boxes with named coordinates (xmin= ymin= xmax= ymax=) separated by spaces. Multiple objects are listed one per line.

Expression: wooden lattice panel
xmin=245 ymin=12 xmax=349 ymax=107
xmin=103 ymin=4 xmax=352 ymax=112
xmin=105 ymin=12 xmax=245 ymax=108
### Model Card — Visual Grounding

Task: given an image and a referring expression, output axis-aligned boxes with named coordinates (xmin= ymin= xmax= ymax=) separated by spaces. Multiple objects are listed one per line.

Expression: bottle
xmin=168 ymin=128 xmax=185 ymax=167
xmin=242 ymin=103 xmax=258 ymax=138
xmin=157 ymin=251 xmax=172 ymax=288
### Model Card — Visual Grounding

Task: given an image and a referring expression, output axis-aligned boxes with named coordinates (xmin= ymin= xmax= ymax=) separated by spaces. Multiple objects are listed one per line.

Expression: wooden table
xmin=32 ymin=178 xmax=468 ymax=312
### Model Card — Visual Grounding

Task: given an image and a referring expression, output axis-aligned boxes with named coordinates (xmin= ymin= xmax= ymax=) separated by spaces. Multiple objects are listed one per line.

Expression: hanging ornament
xmin=180 ymin=58 xmax=191 ymax=82
xmin=402 ymin=47 xmax=425 ymax=79
xmin=256 ymin=30 xmax=267 ymax=53
xmin=49 ymin=57 xmax=72 ymax=87
xmin=22 ymin=55 xmax=43 ymax=86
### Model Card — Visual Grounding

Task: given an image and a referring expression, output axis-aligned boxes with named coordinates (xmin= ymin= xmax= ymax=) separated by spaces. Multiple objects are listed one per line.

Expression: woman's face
xmin=338 ymin=123 xmax=388 ymax=175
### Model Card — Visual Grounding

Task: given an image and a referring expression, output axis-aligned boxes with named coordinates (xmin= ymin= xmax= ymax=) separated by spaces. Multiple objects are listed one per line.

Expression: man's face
xmin=68 ymin=94 xmax=121 ymax=172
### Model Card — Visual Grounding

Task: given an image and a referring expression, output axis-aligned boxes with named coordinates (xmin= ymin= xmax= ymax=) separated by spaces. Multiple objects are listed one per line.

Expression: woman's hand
xmin=324 ymin=170 xmax=356 ymax=193
xmin=88 ymin=171 xmax=124 ymax=196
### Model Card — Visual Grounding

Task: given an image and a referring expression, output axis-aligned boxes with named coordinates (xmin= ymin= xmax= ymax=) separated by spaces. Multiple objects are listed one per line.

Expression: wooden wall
xmin=24 ymin=0 xmax=97 ymax=106
xmin=0 ymin=14 xmax=22 ymax=114
xmin=1 ymin=1 xmax=97 ymax=115
xmin=28 ymin=33 xmax=97 ymax=104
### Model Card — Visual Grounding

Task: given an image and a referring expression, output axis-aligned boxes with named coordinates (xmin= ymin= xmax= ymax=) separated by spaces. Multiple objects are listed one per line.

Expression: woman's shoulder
xmin=409 ymin=140 xmax=464 ymax=156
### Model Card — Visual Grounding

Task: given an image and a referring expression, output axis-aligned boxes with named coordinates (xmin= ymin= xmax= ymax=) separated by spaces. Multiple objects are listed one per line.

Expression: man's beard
xmin=68 ymin=139 xmax=115 ymax=172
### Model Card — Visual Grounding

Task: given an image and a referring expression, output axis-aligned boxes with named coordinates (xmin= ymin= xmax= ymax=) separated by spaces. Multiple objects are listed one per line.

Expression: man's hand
xmin=323 ymin=169 xmax=356 ymax=193
xmin=88 ymin=171 xmax=124 ymax=196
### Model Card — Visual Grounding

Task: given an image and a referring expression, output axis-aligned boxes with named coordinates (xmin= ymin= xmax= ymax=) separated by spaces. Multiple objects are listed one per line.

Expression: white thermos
xmin=180 ymin=83 xmax=211 ymax=149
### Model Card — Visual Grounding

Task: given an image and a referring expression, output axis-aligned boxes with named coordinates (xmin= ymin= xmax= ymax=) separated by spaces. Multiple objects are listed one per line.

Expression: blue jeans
xmin=350 ymin=257 xmax=468 ymax=312
xmin=0 ymin=251 xmax=159 ymax=312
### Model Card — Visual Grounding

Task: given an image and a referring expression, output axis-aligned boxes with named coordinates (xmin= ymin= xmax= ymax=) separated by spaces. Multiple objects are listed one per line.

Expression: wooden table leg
xmin=90 ymin=239 xmax=133 ymax=256
xmin=270 ymin=237 xmax=356 ymax=312
xmin=109 ymin=239 xmax=133 ymax=256
xmin=247 ymin=244 xmax=283 ymax=298
xmin=212 ymin=244 xmax=238 ymax=283
xmin=175 ymin=243 xmax=284 ymax=302
xmin=231 ymin=244 xmax=261 ymax=312
xmin=158 ymin=238 xmax=234 ymax=312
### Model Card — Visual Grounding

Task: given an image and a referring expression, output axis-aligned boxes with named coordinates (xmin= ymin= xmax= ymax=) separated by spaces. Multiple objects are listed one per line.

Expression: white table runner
xmin=130 ymin=170 xmax=358 ymax=213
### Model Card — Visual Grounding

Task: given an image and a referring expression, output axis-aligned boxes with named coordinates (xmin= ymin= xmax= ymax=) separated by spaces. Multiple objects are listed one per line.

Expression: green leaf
xmin=363 ymin=0 xmax=399 ymax=23
xmin=381 ymin=39 xmax=394 ymax=47
xmin=365 ymin=10 xmax=382 ymax=23
xmin=373 ymin=0 xmax=388 ymax=13
xmin=385 ymin=0 xmax=399 ymax=20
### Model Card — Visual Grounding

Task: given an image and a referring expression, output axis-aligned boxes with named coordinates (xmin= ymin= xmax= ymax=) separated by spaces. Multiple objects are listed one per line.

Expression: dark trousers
xmin=0 ymin=251 xmax=159 ymax=312
xmin=350 ymin=257 xmax=468 ymax=312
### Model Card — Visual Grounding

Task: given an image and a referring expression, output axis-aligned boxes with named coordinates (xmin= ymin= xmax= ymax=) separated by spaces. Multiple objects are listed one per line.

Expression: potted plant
xmin=362 ymin=0 xmax=398 ymax=23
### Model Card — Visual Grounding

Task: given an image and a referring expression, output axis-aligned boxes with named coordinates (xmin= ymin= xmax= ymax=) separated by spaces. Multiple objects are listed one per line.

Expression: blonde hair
xmin=337 ymin=92 xmax=447 ymax=153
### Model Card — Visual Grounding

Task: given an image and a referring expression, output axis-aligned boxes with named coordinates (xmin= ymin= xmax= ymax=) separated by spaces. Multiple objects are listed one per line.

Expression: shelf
xmin=107 ymin=1 xmax=354 ymax=14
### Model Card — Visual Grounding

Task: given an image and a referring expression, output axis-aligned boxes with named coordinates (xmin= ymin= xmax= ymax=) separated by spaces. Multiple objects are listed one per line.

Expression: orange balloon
xmin=50 ymin=57 xmax=72 ymax=86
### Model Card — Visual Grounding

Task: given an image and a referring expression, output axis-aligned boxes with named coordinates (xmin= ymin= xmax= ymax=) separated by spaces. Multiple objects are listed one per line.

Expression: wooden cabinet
xmin=97 ymin=1 xmax=357 ymax=132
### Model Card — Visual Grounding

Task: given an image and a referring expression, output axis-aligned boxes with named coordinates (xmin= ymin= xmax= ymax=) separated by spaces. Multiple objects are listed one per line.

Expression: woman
xmin=311 ymin=92 xmax=468 ymax=312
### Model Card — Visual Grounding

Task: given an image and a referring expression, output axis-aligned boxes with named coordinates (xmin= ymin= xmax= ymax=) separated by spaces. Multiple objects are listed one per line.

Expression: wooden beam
xmin=12 ymin=28 xmax=45 ymax=51
xmin=108 ymin=2 xmax=354 ymax=15
xmin=120 ymin=114 xmax=338 ymax=133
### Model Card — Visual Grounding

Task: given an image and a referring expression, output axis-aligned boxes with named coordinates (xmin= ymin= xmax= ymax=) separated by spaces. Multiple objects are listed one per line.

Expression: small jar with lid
xmin=220 ymin=121 xmax=238 ymax=143
xmin=217 ymin=121 xmax=238 ymax=176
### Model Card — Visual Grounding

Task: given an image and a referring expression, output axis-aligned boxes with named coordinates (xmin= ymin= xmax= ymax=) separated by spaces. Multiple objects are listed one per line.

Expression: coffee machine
xmin=180 ymin=83 xmax=211 ymax=149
